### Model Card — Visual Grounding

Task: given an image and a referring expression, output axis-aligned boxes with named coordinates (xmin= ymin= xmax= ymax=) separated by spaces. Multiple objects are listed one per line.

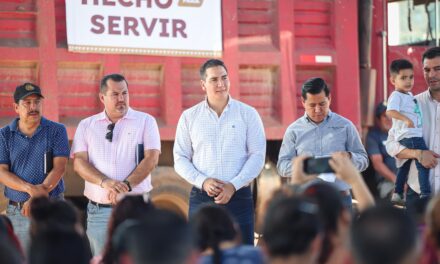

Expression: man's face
xmin=423 ymin=56 xmax=440 ymax=92
xmin=378 ymin=113 xmax=392 ymax=132
xmin=201 ymin=66 xmax=230 ymax=103
xmin=99 ymin=79 xmax=129 ymax=121
xmin=14 ymin=94 xmax=43 ymax=124
xmin=302 ymin=91 xmax=331 ymax=124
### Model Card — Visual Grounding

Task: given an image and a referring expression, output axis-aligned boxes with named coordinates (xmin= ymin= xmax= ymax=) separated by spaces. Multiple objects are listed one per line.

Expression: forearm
xmin=230 ymin=153 xmax=265 ymax=190
xmin=386 ymin=110 xmax=408 ymax=121
xmin=349 ymin=173 xmax=375 ymax=211
xmin=73 ymin=158 xmax=107 ymax=185
xmin=42 ymin=157 xmax=68 ymax=192
xmin=0 ymin=168 xmax=35 ymax=194
xmin=395 ymin=148 xmax=421 ymax=160
xmin=126 ymin=150 xmax=159 ymax=186
xmin=373 ymin=163 xmax=397 ymax=182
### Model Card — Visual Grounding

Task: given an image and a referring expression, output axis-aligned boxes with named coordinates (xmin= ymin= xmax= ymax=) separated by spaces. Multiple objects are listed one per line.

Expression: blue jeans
xmin=189 ymin=186 xmax=255 ymax=245
xmin=396 ymin=137 xmax=430 ymax=197
xmin=86 ymin=202 xmax=112 ymax=256
xmin=7 ymin=204 xmax=30 ymax=253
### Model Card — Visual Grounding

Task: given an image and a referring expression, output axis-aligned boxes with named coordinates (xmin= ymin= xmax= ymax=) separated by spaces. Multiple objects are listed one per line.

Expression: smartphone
xmin=303 ymin=157 xmax=334 ymax=174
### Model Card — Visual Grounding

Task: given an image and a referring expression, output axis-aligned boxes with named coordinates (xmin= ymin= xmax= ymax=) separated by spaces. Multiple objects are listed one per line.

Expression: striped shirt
xmin=71 ymin=108 xmax=161 ymax=204
xmin=173 ymin=97 xmax=266 ymax=191
xmin=277 ymin=111 xmax=368 ymax=191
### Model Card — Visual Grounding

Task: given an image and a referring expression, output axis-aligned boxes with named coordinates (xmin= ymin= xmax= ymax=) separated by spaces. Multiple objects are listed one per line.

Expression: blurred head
xmin=200 ymin=59 xmax=230 ymax=104
xmin=422 ymin=47 xmax=440 ymax=92
xmin=262 ymin=195 xmax=321 ymax=262
xmin=0 ymin=215 xmax=24 ymax=264
xmin=375 ymin=102 xmax=392 ymax=132
xmin=301 ymin=182 xmax=348 ymax=264
xmin=100 ymin=74 xmax=129 ymax=122
xmin=29 ymin=228 xmax=91 ymax=264
xmin=14 ymin=83 xmax=44 ymax=125
xmin=301 ymin=77 xmax=331 ymax=124
xmin=112 ymin=209 xmax=193 ymax=264
xmin=350 ymin=204 xmax=419 ymax=264
xmin=101 ymin=195 xmax=155 ymax=264
xmin=425 ymin=195 xmax=440 ymax=248
xmin=389 ymin=59 xmax=414 ymax=93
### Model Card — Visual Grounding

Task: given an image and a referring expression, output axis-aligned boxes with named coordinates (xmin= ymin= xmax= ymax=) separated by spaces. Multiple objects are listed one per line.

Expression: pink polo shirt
xmin=71 ymin=108 xmax=161 ymax=203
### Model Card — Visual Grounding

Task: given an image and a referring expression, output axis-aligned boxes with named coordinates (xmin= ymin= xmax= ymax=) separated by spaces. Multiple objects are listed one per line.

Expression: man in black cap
xmin=365 ymin=102 xmax=397 ymax=200
xmin=0 ymin=82 xmax=69 ymax=251
xmin=277 ymin=77 xmax=368 ymax=211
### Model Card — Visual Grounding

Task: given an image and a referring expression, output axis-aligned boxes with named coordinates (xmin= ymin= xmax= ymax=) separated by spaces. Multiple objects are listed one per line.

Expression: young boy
xmin=386 ymin=59 xmax=430 ymax=205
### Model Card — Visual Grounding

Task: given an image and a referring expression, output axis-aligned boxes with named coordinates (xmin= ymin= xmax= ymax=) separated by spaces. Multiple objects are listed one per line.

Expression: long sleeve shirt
xmin=173 ymin=98 xmax=266 ymax=191
xmin=386 ymin=90 xmax=440 ymax=194
xmin=277 ymin=111 xmax=368 ymax=191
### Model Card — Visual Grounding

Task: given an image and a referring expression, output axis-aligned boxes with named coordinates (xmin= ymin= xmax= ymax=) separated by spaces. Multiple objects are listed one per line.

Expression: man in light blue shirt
xmin=277 ymin=77 xmax=368 ymax=209
xmin=173 ymin=59 xmax=266 ymax=245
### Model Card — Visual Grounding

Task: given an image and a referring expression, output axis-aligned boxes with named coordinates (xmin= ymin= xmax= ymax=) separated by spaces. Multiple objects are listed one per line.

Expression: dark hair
xmin=30 ymin=197 xmax=80 ymax=237
xmin=191 ymin=205 xmax=238 ymax=264
xmin=101 ymin=195 xmax=155 ymax=264
xmin=199 ymin=59 xmax=228 ymax=80
xmin=112 ymin=209 xmax=192 ymax=264
xmin=29 ymin=228 xmax=91 ymax=264
xmin=389 ymin=59 xmax=413 ymax=75
xmin=100 ymin=73 xmax=128 ymax=93
xmin=262 ymin=196 xmax=320 ymax=258
xmin=350 ymin=204 xmax=417 ymax=264
xmin=422 ymin=46 xmax=440 ymax=63
xmin=301 ymin=77 xmax=330 ymax=99
xmin=301 ymin=182 xmax=345 ymax=264
xmin=0 ymin=215 xmax=24 ymax=263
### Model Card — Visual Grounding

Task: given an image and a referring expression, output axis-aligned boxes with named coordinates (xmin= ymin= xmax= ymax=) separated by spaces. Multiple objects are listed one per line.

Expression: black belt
xmin=9 ymin=200 xmax=26 ymax=208
xmin=89 ymin=200 xmax=113 ymax=208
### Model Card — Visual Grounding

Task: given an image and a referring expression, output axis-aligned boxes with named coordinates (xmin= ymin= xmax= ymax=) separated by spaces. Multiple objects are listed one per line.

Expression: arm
xmin=369 ymin=154 xmax=396 ymax=182
xmin=386 ymin=110 xmax=414 ymax=128
xmin=0 ymin=164 xmax=48 ymax=197
xmin=173 ymin=113 xmax=209 ymax=189
xmin=276 ymin=126 xmax=297 ymax=177
xmin=345 ymin=123 xmax=369 ymax=172
xmin=42 ymin=156 xmax=68 ymax=192
xmin=215 ymin=109 xmax=266 ymax=204
xmin=329 ymin=153 xmax=375 ymax=211
xmin=125 ymin=149 xmax=160 ymax=186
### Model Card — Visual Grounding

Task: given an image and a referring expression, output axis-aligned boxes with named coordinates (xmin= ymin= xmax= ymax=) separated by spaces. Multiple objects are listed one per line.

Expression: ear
xmin=99 ymin=93 xmax=105 ymax=104
xmin=13 ymin=103 xmax=19 ymax=114
xmin=200 ymin=79 xmax=206 ymax=92
xmin=390 ymin=75 xmax=396 ymax=86
xmin=301 ymin=97 xmax=306 ymax=109
xmin=327 ymin=94 xmax=331 ymax=106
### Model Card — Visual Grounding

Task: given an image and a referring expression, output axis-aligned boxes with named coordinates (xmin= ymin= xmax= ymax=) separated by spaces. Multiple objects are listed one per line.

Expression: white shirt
xmin=386 ymin=90 xmax=440 ymax=194
xmin=173 ymin=97 xmax=266 ymax=191
xmin=387 ymin=91 xmax=423 ymax=140
xmin=71 ymin=108 xmax=161 ymax=203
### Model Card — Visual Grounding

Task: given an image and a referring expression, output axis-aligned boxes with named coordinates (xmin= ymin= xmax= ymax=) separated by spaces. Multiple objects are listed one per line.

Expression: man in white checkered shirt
xmin=173 ymin=59 xmax=266 ymax=245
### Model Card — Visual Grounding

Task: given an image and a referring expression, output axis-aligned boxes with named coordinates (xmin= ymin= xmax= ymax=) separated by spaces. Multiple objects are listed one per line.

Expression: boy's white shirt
xmin=387 ymin=91 xmax=423 ymax=141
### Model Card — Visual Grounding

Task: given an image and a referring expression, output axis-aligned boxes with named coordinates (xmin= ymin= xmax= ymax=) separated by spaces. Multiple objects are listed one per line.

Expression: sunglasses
xmin=106 ymin=123 xmax=115 ymax=142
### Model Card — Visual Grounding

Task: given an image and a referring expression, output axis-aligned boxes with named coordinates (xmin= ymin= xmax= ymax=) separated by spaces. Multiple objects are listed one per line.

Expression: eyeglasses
xmin=106 ymin=123 xmax=115 ymax=142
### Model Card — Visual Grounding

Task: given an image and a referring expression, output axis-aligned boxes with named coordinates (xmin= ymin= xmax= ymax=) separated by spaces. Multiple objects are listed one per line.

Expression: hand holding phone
xmin=303 ymin=156 xmax=334 ymax=174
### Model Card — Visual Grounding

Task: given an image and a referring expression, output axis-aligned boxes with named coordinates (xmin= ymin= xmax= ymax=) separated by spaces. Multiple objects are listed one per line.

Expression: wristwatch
xmin=123 ymin=180 xmax=132 ymax=192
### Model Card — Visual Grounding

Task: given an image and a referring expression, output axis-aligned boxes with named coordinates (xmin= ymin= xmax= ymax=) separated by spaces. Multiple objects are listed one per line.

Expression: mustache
xmin=27 ymin=111 xmax=39 ymax=115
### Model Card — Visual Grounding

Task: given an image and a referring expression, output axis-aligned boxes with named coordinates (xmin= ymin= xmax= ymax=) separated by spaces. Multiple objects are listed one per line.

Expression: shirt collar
xmin=97 ymin=107 xmax=135 ymax=122
xmin=9 ymin=116 xmax=49 ymax=131
xmin=303 ymin=110 xmax=333 ymax=124
xmin=203 ymin=95 xmax=233 ymax=110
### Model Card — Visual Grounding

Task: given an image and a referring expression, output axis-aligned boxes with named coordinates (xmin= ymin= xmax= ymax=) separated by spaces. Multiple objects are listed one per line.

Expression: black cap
xmin=375 ymin=102 xmax=387 ymax=118
xmin=14 ymin=83 xmax=44 ymax=103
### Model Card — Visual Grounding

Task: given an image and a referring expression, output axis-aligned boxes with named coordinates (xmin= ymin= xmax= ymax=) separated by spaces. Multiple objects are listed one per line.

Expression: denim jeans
xmin=7 ymin=204 xmax=30 ymax=253
xmin=86 ymin=202 xmax=112 ymax=256
xmin=396 ymin=137 xmax=430 ymax=197
xmin=189 ymin=186 xmax=255 ymax=245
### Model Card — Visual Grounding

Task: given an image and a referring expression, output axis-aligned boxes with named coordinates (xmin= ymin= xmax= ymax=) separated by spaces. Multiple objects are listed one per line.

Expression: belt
xmin=9 ymin=200 xmax=26 ymax=208
xmin=339 ymin=190 xmax=351 ymax=196
xmin=89 ymin=200 xmax=113 ymax=208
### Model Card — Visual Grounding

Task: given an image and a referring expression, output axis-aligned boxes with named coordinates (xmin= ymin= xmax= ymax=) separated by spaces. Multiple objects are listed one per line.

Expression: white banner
xmin=66 ymin=0 xmax=222 ymax=57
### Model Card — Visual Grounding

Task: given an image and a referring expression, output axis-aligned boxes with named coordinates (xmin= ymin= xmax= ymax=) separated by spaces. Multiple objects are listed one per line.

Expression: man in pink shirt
xmin=71 ymin=73 xmax=161 ymax=256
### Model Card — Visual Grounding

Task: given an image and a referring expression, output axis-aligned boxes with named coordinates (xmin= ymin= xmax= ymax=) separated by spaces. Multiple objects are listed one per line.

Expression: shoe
xmin=391 ymin=193 xmax=405 ymax=206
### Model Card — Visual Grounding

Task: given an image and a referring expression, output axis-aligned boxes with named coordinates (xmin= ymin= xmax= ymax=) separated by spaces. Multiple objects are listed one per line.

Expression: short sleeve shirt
xmin=0 ymin=117 xmax=70 ymax=202
xmin=366 ymin=126 xmax=397 ymax=180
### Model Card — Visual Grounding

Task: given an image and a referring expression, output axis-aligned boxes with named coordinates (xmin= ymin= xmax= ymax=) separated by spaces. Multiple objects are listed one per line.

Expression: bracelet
xmin=100 ymin=177 xmax=107 ymax=188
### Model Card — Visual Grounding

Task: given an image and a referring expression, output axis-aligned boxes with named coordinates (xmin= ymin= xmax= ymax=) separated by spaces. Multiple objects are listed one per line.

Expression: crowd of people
xmin=0 ymin=46 xmax=440 ymax=263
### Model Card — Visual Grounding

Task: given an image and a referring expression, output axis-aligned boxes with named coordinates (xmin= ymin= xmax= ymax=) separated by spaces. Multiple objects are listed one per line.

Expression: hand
xmin=214 ymin=183 xmax=236 ymax=204
xmin=291 ymin=155 xmax=317 ymax=184
xmin=419 ymin=150 xmax=440 ymax=169
xmin=21 ymin=200 xmax=32 ymax=217
xmin=108 ymin=190 xmax=119 ymax=205
xmin=27 ymin=184 xmax=49 ymax=198
xmin=329 ymin=152 xmax=362 ymax=185
xmin=202 ymin=178 xmax=225 ymax=197
xmin=405 ymin=119 xmax=415 ymax=128
xmin=102 ymin=179 xmax=130 ymax=194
